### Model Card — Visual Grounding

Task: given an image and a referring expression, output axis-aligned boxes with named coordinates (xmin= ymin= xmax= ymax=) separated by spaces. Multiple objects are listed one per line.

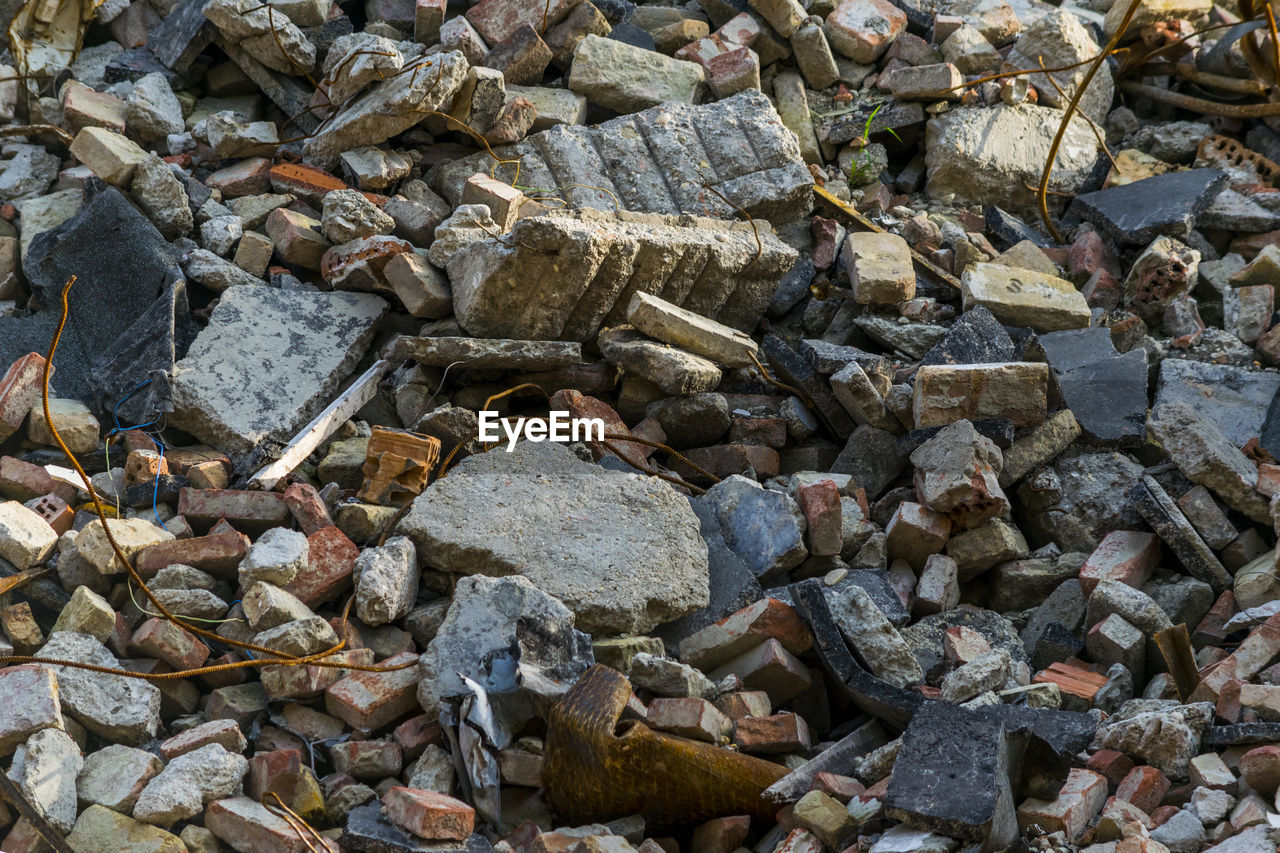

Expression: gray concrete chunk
xmin=168 ymin=287 xmax=387 ymax=462
xmin=396 ymin=441 xmax=709 ymax=634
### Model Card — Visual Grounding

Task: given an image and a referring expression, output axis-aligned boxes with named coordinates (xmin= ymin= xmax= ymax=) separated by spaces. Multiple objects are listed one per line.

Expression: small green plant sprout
xmin=848 ymin=104 xmax=903 ymax=185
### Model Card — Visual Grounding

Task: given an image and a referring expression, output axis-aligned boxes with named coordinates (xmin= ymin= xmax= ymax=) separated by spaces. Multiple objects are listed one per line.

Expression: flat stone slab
xmin=1130 ymin=474 xmax=1232 ymax=593
xmin=1039 ymin=327 xmax=1147 ymax=447
xmin=168 ymin=287 xmax=387 ymax=463
xmin=1070 ymin=168 xmax=1229 ymax=246
xmin=396 ymin=440 xmax=710 ymax=634
xmin=389 ymin=336 xmax=583 ymax=371
xmin=438 ymin=89 xmax=814 ymax=224
xmin=1155 ymin=358 xmax=1280 ymax=448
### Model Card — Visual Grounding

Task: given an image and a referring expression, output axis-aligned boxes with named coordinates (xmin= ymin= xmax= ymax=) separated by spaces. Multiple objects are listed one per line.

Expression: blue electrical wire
xmin=103 ymin=378 xmax=168 ymax=527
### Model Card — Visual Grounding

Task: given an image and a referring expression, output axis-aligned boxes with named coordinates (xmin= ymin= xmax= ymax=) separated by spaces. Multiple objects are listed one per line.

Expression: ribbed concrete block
xmin=437 ymin=89 xmax=813 ymax=223
xmin=446 ymin=208 xmax=798 ymax=341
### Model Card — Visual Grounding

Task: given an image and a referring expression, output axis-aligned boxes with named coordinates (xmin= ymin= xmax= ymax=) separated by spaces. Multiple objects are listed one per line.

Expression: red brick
xmin=680 ymin=598 xmax=814 ymax=671
xmin=325 ymin=651 xmax=420 ymax=731
xmin=384 ymin=787 xmax=475 ymax=841
xmin=704 ymin=46 xmax=759 ymax=99
xmin=1240 ymin=744 xmax=1280 ymax=795
xmin=269 ymin=162 xmax=350 ymax=205
xmin=731 ymin=712 xmax=810 ymax=754
xmin=1217 ymin=678 xmax=1242 ymax=724
xmin=713 ymin=690 xmax=771 ymax=720
xmin=246 ymin=748 xmax=326 ymax=822
xmin=812 ymin=773 xmax=864 ymax=802
xmin=131 ymin=617 xmax=210 ymax=671
xmin=0 ymin=354 xmax=49 ymax=442
xmin=283 ymin=482 xmax=333 ymax=535
xmin=186 ymin=459 xmax=230 ymax=490
xmin=1149 ymin=805 xmax=1180 ymax=827
xmin=320 ymin=234 xmax=412 ymax=285
xmin=25 ymin=493 xmax=72 ymax=535
xmin=796 ymin=480 xmax=842 ymax=557
xmin=0 ymin=456 xmax=71 ymax=502
xmin=1192 ymin=611 xmax=1280 ymax=703
xmin=1258 ymin=463 xmax=1280 ymax=498
xmin=285 ymin=525 xmax=358 ymax=607
xmin=1193 ymin=590 xmax=1237 ymax=647
xmin=1079 ymin=530 xmax=1161 ymax=595
xmin=943 ymin=625 xmax=991 ymax=664
xmin=1116 ymin=765 xmax=1170 ymax=814
xmin=206 ymin=157 xmax=273 ymax=197
xmin=679 ymin=444 xmax=780 ymax=479
xmin=136 ymin=530 xmax=249 ymax=580
xmin=177 ymin=488 xmax=291 ymax=535
xmin=729 ymin=417 xmax=787 ymax=448
xmin=885 ymin=501 xmax=951 ymax=569
xmin=549 ymin=389 xmax=646 ymax=469
xmin=690 ymin=815 xmax=750 ymax=853
xmin=393 ymin=714 xmax=444 ymax=761
xmin=1033 ymin=662 xmax=1107 ymax=704
xmin=646 ymin=697 xmax=730 ymax=743
xmin=265 ymin=207 xmax=329 ymax=271
xmin=464 ymin=0 xmax=578 ymax=43
xmin=161 ymin=717 xmax=247 ymax=759
xmin=708 ymin=638 xmax=811 ymax=705
xmin=824 ymin=0 xmax=905 ymax=62
xmin=124 ymin=448 xmax=168 ymax=488
xmin=1086 ymin=749 xmax=1135 ymax=787
xmin=62 ymin=82 xmax=125 ymax=133
xmin=1016 ymin=768 xmax=1108 ymax=841
xmin=1096 ymin=796 xmax=1154 ymax=840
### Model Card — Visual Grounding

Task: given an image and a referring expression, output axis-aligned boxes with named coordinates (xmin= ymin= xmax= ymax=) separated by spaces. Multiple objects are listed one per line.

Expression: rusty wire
xmin=0 ymin=124 xmax=73 ymax=146
xmin=425 ymin=382 xmax=723 ymax=493
xmin=1036 ymin=56 xmax=1120 ymax=172
xmin=1037 ymin=0 xmax=1144 ymax=242
xmin=263 ymin=792 xmax=329 ymax=852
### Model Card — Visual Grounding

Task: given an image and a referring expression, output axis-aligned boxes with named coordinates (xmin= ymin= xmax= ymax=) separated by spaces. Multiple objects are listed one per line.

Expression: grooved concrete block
xmin=447 ymin=207 xmax=796 ymax=342
xmin=438 ymin=89 xmax=814 ymax=224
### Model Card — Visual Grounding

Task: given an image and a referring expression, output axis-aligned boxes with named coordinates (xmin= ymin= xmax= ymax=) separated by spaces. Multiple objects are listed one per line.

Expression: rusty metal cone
xmin=544 ymin=665 xmax=788 ymax=831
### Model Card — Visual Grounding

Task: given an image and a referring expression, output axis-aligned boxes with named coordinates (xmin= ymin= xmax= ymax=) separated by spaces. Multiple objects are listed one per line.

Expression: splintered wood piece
xmin=357 ymin=427 xmax=441 ymax=506
xmin=247 ymin=359 xmax=393 ymax=491
xmin=1155 ymin=623 xmax=1201 ymax=701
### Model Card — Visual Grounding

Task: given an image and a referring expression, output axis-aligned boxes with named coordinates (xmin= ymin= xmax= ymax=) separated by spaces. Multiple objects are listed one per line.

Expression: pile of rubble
xmin=5 ymin=0 xmax=1280 ymax=847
